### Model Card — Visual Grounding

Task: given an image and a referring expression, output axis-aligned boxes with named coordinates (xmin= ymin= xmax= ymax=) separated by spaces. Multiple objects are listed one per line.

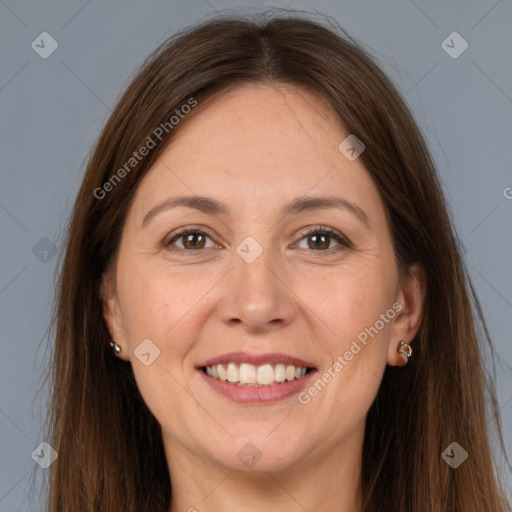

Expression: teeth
xmin=218 ymin=364 xmax=228 ymax=381
xmin=275 ymin=364 xmax=286 ymax=382
xmin=239 ymin=363 xmax=256 ymax=384
xmin=227 ymin=363 xmax=239 ymax=383
xmin=204 ymin=362 xmax=309 ymax=386
xmin=257 ymin=364 xmax=274 ymax=385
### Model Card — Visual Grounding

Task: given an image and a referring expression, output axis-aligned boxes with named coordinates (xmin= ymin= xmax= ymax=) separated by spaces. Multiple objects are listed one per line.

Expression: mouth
xmin=201 ymin=362 xmax=312 ymax=386
xmin=196 ymin=352 xmax=317 ymax=403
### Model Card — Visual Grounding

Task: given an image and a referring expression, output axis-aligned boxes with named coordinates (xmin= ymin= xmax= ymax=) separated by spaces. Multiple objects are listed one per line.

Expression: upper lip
xmin=197 ymin=351 xmax=317 ymax=369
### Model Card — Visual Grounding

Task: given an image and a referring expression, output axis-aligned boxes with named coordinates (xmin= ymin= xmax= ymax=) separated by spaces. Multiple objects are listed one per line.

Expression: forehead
xmin=167 ymin=83 xmax=342 ymax=166
xmin=128 ymin=83 xmax=384 ymax=225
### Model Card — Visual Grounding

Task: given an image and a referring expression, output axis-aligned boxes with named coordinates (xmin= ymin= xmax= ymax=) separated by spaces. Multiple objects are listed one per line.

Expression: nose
xmin=217 ymin=244 xmax=297 ymax=333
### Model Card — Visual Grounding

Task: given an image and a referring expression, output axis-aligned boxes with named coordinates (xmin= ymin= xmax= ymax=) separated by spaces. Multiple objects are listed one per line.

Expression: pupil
xmin=186 ymin=233 xmax=204 ymax=249
xmin=310 ymin=234 xmax=329 ymax=250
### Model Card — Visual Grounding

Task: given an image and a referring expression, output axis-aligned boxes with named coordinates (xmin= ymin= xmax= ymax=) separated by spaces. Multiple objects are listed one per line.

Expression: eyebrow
xmin=141 ymin=194 xmax=371 ymax=230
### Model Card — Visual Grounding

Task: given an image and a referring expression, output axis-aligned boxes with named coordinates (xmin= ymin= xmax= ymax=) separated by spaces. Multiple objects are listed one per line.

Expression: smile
xmin=202 ymin=362 xmax=310 ymax=386
xmin=197 ymin=352 xmax=317 ymax=403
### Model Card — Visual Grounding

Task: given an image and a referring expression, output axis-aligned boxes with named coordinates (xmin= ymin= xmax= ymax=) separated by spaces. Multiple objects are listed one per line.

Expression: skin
xmin=101 ymin=83 xmax=425 ymax=512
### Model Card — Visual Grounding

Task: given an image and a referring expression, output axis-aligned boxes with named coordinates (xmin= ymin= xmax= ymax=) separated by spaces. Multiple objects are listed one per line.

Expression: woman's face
xmin=102 ymin=83 xmax=423 ymax=475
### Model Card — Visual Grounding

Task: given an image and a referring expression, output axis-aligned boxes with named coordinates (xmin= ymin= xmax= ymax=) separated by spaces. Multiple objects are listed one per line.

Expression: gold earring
xmin=109 ymin=341 xmax=122 ymax=354
xmin=397 ymin=340 xmax=412 ymax=366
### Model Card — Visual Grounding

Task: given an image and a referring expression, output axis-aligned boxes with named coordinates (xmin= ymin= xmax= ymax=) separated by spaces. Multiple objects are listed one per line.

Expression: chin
xmin=204 ymin=432 xmax=307 ymax=473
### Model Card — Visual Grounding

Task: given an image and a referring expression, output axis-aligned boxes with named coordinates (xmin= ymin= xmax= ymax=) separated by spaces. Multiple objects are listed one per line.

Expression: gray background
xmin=1 ymin=0 xmax=511 ymax=509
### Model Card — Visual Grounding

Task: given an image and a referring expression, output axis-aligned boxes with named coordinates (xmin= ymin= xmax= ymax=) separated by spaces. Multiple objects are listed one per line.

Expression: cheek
xmin=117 ymin=267 xmax=206 ymax=435
xmin=295 ymin=266 xmax=395 ymax=439
xmin=313 ymin=260 xmax=397 ymax=350
xmin=117 ymin=260 xmax=206 ymax=345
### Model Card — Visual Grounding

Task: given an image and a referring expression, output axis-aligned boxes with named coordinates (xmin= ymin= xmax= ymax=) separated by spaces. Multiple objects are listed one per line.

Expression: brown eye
xmin=181 ymin=232 xmax=206 ymax=249
xmin=164 ymin=229 xmax=214 ymax=251
xmin=296 ymin=226 xmax=352 ymax=252
xmin=307 ymin=233 xmax=331 ymax=250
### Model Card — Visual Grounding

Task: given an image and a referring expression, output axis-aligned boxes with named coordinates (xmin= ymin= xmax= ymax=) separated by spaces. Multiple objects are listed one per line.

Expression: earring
xmin=397 ymin=340 xmax=412 ymax=366
xmin=109 ymin=341 xmax=122 ymax=355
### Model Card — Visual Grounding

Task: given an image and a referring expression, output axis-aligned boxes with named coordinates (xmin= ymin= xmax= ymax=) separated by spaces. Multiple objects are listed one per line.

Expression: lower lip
xmin=198 ymin=369 xmax=317 ymax=404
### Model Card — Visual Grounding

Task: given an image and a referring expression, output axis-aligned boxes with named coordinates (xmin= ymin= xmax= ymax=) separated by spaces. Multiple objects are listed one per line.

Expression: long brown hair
xmin=45 ymin=10 xmax=511 ymax=511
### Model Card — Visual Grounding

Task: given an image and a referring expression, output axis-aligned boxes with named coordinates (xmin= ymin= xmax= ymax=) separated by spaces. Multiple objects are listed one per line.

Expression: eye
xmin=163 ymin=228 xmax=216 ymax=251
xmin=163 ymin=225 xmax=352 ymax=254
xmin=295 ymin=226 xmax=352 ymax=252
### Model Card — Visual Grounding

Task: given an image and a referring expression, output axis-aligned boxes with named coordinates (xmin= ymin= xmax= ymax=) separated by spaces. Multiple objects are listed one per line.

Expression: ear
xmin=99 ymin=270 xmax=130 ymax=361
xmin=387 ymin=263 xmax=426 ymax=366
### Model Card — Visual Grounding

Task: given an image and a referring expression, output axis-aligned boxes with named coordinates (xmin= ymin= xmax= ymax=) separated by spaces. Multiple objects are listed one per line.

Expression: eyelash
xmin=162 ymin=225 xmax=352 ymax=254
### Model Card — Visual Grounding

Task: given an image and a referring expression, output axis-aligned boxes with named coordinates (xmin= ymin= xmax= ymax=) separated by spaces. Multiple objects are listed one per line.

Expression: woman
xmin=45 ymin=11 xmax=511 ymax=512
